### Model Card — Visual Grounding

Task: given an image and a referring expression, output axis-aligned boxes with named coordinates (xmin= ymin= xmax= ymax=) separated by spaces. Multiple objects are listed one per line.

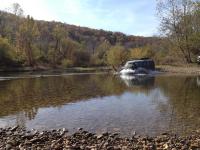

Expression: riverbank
xmin=0 ymin=127 xmax=199 ymax=149
xmin=0 ymin=66 xmax=111 ymax=74
xmin=156 ymin=65 xmax=200 ymax=75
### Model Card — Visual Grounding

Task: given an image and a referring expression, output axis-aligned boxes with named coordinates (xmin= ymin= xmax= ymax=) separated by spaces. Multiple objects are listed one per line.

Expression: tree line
xmin=0 ymin=3 xmax=159 ymax=69
xmin=1 ymin=1 xmax=200 ymax=70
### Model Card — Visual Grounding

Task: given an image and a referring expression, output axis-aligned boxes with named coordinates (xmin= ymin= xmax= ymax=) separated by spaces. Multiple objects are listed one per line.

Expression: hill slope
xmin=0 ymin=11 xmax=159 ymax=68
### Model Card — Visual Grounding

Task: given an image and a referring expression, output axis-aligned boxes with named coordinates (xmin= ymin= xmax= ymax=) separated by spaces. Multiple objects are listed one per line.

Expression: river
xmin=0 ymin=73 xmax=199 ymax=136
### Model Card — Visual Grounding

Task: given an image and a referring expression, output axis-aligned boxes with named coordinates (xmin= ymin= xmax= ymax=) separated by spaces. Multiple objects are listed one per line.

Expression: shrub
xmin=107 ymin=45 xmax=129 ymax=69
xmin=0 ymin=37 xmax=19 ymax=67
xmin=61 ymin=59 xmax=73 ymax=68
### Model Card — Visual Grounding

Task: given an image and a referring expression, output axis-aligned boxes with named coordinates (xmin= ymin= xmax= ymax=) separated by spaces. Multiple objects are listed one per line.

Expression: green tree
xmin=0 ymin=37 xmax=17 ymax=66
xmin=107 ymin=45 xmax=129 ymax=70
xmin=17 ymin=15 xmax=39 ymax=66
xmin=130 ymin=46 xmax=155 ymax=59
xmin=71 ymin=50 xmax=90 ymax=67
xmin=50 ymin=24 xmax=67 ymax=66
xmin=91 ymin=41 xmax=111 ymax=66
xmin=157 ymin=0 xmax=200 ymax=63
xmin=59 ymin=39 xmax=82 ymax=67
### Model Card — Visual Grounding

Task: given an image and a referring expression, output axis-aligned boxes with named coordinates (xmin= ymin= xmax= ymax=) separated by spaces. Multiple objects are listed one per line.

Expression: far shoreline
xmin=0 ymin=66 xmax=112 ymax=74
xmin=0 ymin=65 xmax=200 ymax=75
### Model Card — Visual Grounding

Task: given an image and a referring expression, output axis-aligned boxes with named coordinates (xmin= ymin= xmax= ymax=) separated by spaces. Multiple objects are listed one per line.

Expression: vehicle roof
xmin=126 ymin=59 xmax=153 ymax=64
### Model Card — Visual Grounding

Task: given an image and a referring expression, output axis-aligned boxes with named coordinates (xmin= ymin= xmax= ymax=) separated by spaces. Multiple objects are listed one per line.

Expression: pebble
xmin=10 ymin=126 xmax=18 ymax=131
xmin=6 ymin=144 xmax=12 ymax=150
xmin=0 ymin=127 xmax=199 ymax=149
xmin=97 ymin=134 xmax=103 ymax=139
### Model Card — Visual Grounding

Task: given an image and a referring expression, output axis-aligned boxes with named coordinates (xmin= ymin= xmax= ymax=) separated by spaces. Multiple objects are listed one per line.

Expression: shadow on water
xmin=0 ymin=73 xmax=199 ymax=136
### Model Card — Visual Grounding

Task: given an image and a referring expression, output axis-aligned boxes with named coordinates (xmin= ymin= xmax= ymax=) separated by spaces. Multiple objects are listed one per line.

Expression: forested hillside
xmin=0 ymin=9 xmax=159 ymax=69
xmin=1 ymin=0 xmax=200 ymax=70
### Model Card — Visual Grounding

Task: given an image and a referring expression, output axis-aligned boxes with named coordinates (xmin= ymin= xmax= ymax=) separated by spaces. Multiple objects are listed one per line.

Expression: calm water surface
xmin=0 ymin=73 xmax=199 ymax=136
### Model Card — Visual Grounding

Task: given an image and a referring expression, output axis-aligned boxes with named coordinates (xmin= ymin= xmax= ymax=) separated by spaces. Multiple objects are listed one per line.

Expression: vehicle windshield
xmin=125 ymin=62 xmax=136 ymax=69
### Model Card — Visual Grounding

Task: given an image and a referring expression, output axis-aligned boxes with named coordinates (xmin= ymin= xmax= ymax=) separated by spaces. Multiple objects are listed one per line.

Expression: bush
xmin=107 ymin=45 xmax=129 ymax=68
xmin=0 ymin=37 xmax=19 ymax=67
xmin=71 ymin=50 xmax=90 ymax=67
xmin=61 ymin=59 xmax=73 ymax=68
xmin=130 ymin=46 xmax=155 ymax=59
xmin=90 ymin=55 xmax=105 ymax=66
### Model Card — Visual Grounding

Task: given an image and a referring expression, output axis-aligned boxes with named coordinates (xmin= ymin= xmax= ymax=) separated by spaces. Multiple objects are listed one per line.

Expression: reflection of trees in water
xmin=0 ymin=74 xmax=199 ymax=134
xmin=25 ymin=107 xmax=38 ymax=120
xmin=0 ymin=74 xmax=158 ymax=123
xmin=14 ymin=108 xmax=38 ymax=128
xmin=0 ymin=75 xmax=128 ymax=121
xmin=197 ymin=76 xmax=200 ymax=87
xmin=0 ymin=74 xmax=158 ymax=120
xmin=154 ymin=76 xmax=200 ymax=134
xmin=16 ymin=112 xmax=26 ymax=129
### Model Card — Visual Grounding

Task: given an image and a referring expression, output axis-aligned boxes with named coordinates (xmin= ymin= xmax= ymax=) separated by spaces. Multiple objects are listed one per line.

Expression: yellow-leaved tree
xmin=17 ymin=15 xmax=39 ymax=66
xmin=107 ymin=45 xmax=129 ymax=70
xmin=130 ymin=46 xmax=155 ymax=59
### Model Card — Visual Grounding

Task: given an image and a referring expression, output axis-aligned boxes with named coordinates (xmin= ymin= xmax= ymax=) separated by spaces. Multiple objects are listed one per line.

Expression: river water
xmin=0 ymin=73 xmax=199 ymax=136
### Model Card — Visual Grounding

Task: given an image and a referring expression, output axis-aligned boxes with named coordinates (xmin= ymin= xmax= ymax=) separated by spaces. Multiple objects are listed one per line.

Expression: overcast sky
xmin=0 ymin=0 xmax=159 ymax=36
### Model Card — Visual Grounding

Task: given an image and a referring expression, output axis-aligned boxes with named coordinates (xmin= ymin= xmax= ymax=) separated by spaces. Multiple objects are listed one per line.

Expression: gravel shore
xmin=0 ymin=127 xmax=200 ymax=150
xmin=157 ymin=65 xmax=200 ymax=75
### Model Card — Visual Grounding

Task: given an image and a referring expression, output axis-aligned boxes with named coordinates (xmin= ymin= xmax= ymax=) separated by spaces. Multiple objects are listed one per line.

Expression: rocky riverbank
xmin=0 ymin=127 xmax=200 ymax=150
